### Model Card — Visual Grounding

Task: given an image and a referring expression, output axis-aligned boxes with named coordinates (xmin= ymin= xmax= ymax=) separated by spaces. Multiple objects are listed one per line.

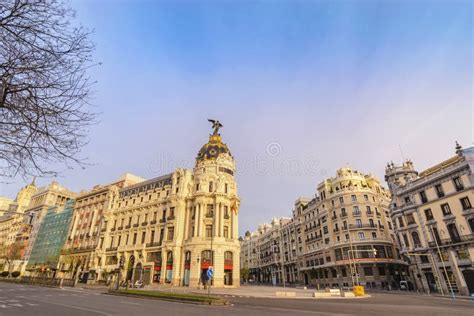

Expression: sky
xmin=1 ymin=0 xmax=472 ymax=234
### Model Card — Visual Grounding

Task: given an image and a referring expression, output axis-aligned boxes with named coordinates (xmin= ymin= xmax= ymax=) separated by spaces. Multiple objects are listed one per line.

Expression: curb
xmin=105 ymin=291 xmax=229 ymax=306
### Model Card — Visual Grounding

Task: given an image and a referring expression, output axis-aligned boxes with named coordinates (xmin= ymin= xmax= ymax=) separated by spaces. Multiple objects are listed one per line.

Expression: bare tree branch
xmin=0 ymin=0 xmax=98 ymax=179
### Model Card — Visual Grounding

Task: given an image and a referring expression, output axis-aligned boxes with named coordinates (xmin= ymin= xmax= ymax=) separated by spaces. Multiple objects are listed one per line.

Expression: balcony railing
xmin=348 ymin=224 xmax=377 ymax=229
xmin=159 ymin=218 xmax=166 ymax=223
xmin=117 ymin=226 xmax=123 ymax=230
xmin=106 ymin=247 xmax=118 ymax=251
xmin=167 ymin=215 xmax=175 ymax=221
xmin=141 ymin=222 xmax=148 ymax=226
xmin=150 ymin=220 xmax=157 ymax=225
xmin=428 ymin=234 xmax=474 ymax=247
xmin=125 ymin=225 xmax=131 ymax=229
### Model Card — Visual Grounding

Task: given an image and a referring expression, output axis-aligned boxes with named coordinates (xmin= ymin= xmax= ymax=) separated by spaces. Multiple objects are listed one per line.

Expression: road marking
xmin=8 ymin=303 xmax=22 ymax=307
xmin=26 ymin=303 xmax=40 ymax=306
xmin=0 ymin=304 xmax=10 ymax=308
xmin=120 ymin=301 xmax=140 ymax=305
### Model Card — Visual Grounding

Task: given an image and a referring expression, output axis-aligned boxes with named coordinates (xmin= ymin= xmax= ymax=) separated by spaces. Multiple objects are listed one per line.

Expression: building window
xmin=133 ymin=233 xmax=137 ymax=245
xmin=366 ymin=206 xmax=372 ymax=214
xmin=453 ymin=177 xmax=464 ymax=191
xmin=369 ymin=219 xmax=374 ymax=227
xmin=447 ymin=223 xmax=461 ymax=242
xmin=224 ymin=226 xmax=229 ymax=238
xmin=420 ymin=255 xmax=429 ymax=264
xmin=419 ymin=191 xmax=428 ymax=203
xmin=371 ymin=232 xmax=377 ymax=239
xmin=205 ymin=225 xmax=213 ymax=238
xmin=424 ymin=209 xmax=434 ymax=221
xmin=167 ymin=227 xmax=174 ymax=241
xmin=441 ymin=203 xmax=452 ymax=216
xmin=358 ymin=232 xmax=365 ymax=240
xmin=141 ymin=232 xmax=146 ymax=244
xmin=209 ymin=182 xmax=213 ymax=192
xmin=353 ymin=206 xmax=360 ymax=215
xmin=206 ymin=204 xmax=214 ymax=217
xmin=351 ymin=195 xmax=357 ymax=202
xmin=150 ymin=230 xmax=155 ymax=244
xmin=356 ymin=219 xmax=362 ymax=228
xmin=339 ymin=197 xmax=344 ymax=204
xmin=435 ymin=184 xmax=445 ymax=198
xmin=364 ymin=194 xmax=368 ymax=201
xmin=403 ymin=234 xmax=410 ymax=248
xmin=341 ymin=208 xmax=347 ymax=217
xmin=460 ymin=197 xmax=472 ymax=210
xmin=406 ymin=214 xmax=415 ymax=225
xmin=469 ymin=218 xmax=474 ymax=233
xmin=412 ymin=231 xmax=421 ymax=248
xmin=363 ymin=267 xmax=373 ymax=276
xmin=225 ymin=183 xmax=228 ymax=194
xmin=378 ymin=267 xmax=386 ymax=276
xmin=398 ymin=217 xmax=404 ymax=227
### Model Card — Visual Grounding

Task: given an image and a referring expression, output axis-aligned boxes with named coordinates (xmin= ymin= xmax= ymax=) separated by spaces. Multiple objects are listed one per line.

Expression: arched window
xmin=224 ymin=251 xmax=233 ymax=265
xmin=184 ymin=251 xmax=191 ymax=263
xmin=201 ymin=250 xmax=213 ymax=269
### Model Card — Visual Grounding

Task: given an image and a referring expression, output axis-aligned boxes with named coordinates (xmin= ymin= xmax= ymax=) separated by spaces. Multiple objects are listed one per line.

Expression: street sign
xmin=207 ymin=266 xmax=214 ymax=279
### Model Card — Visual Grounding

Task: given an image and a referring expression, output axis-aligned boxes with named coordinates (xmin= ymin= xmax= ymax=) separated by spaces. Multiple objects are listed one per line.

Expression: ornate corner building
xmin=92 ymin=123 xmax=240 ymax=287
xmin=241 ymin=167 xmax=406 ymax=289
xmin=385 ymin=143 xmax=474 ymax=295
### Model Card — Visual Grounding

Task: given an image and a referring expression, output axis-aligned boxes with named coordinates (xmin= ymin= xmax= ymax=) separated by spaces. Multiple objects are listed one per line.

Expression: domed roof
xmin=196 ymin=134 xmax=232 ymax=162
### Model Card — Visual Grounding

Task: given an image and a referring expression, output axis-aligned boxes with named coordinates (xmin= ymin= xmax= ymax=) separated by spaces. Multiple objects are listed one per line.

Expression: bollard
xmin=353 ymin=285 xmax=365 ymax=296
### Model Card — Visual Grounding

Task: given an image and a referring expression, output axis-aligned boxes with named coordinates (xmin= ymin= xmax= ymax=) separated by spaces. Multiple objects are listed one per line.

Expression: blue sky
xmin=1 ymin=0 xmax=472 ymax=234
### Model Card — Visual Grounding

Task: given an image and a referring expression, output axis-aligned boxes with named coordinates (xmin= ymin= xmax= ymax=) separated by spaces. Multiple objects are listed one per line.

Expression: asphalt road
xmin=0 ymin=283 xmax=472 ymax=316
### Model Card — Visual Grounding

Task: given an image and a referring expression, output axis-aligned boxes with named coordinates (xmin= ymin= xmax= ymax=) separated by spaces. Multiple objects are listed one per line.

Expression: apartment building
xmin=242 ymin=167 xmax=406 ymax=289
xmin=59 ymin=173 xmax=143 ymax=283
xmin=385 ymin=143 xmax=474 ymax=295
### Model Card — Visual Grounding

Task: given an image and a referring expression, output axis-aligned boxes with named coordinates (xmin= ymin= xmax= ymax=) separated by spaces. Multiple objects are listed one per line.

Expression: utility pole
xmin=429 ymin=226 xmax=455 ymax=300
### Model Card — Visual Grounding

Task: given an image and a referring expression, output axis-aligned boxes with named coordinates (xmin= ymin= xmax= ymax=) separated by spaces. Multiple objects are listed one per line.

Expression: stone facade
xmin=385 ymin=143 xmax=474 ymax=295
xmin=241 ymin=167 xmax=407 ymax=290
xmin=0 ymin=179 xmax=37 ymax=272
xmin=59 ymin=173 xmax=143 ymax=283
xmin=97 ymin=128 xmax=240 ymax=288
